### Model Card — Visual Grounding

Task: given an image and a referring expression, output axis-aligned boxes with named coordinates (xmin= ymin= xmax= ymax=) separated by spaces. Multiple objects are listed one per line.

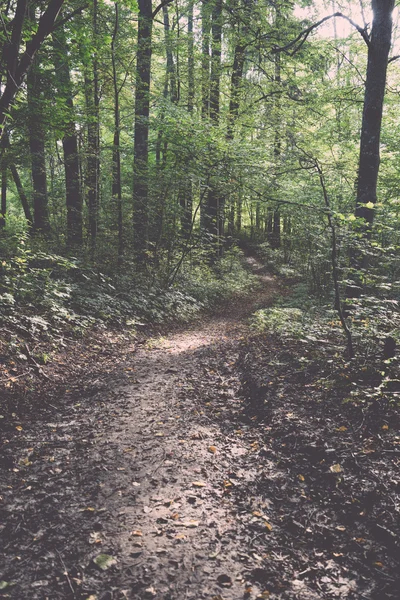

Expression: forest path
xmin=2 ymin=255 xmax=399 ymax=600
xmin=91 ymin=255 xmax=282 ymax=599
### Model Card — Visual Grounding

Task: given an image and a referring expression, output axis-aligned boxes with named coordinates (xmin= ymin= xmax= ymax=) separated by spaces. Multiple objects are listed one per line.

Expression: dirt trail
xmin=1 ymin=257 xmax=399 ymax=600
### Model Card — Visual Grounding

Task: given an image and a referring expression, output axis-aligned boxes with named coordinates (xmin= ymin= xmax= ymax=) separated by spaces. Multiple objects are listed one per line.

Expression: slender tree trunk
xmin=1 ymin=131 xmax=34 ymax=225
xmin=226 ymin=34 xmax=246 ymax=236
xmin=204 ymin=0 xmax=222 ymax=250
xmin=0 ymin=151 xmax=6 ymax=228
xmin=269 ymin=24 xmax=281 ymax=249
xmin=187 ymin=0 xmax=195 ymax=113
xmin=180 ymin=0 xmax=195 ymax=239
xmin=133 ymin=0 xmax=153 ymax=263
xmin=52 ymin=25 xmax=83 ymax=247
xmin=201 ymin=0 xmax=211 ymax=118
xmin=163 ymin=5 xmax=177 ymax=103
xmin=26 ymin=44 xmax=50 ymax=233
xmin=112 ymin=2 xmax=123 ymax=263
xmin=85 ymin=0 xmax=100 ymax=246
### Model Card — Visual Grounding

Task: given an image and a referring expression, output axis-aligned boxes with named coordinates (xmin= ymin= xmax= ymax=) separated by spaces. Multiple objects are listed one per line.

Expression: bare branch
xmin=273 ymin=12 xmax=370 ymax=57
xmin=152 ymin=0 xmax=174 ymax=19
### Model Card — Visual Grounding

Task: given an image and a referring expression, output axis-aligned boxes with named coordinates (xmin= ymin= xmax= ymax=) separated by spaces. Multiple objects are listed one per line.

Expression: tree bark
xmin=52 ymin=24 xmax=83 ymax=247
xmin=348 ymin=0 xmax=394 ymax=296
xmin=133 ymin=0 xmax=153 ymax=263
xmin=355 ymin=0 xmax=394 ymax=227
xmin=112 ymin=2 xmax=123 ymax=263
xmin=201 ymin=0 xmax=211 ymax=118
xmin=0 ymin=151 xmax=6 ymax=228
xmin=204 ymin=0 xmax=222 ymax=250
xmin=26 ymin=42 xmax=50 ymax=233
xmin=85 ymin=0 xmax=100 ymax=246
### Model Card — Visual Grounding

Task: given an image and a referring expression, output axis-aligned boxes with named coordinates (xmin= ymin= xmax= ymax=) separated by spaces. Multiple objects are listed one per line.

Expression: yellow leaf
xmin=192 ymin=481 xmax=206 ymax=488
xmin=223 ymin=480 xmax=233 ymax=488
xmin=16 ymin=426 xmax=23 ymax=431
xmin=298 ymin=474 xmax=305 ymax=482
xmin=330 ymin=464 xmax=342 ymax=473
xmin=336 ymin=426 xmax=348 ymax=432
xmin=374 ymin=561 xmax=384 ymax=568
xmin=175 ymin=533 xmax=186 ymax=540
xmin=208 ymin=446 xmax=217 ymax=454
xmin=264 ymin=521 xmax=273 ymax=531
xmin=131 ymin=530 xmax=143 ymax=537
xmin=382 ymin=425 xmax=389 ymax=430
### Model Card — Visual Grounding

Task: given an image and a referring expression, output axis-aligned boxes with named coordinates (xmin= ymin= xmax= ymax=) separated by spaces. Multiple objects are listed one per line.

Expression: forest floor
xmin=1 ymin=256 xmax=399 ymax=600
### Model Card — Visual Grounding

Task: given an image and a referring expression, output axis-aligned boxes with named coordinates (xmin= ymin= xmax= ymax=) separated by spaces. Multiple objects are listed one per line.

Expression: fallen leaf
xmin=336 ymin=426 xmax=348 ymax=432
xmin=382 ymin=425 xmax=389 ymax=430
xmin=16 ymin=426 xmax=23 ymax=431
xmin=0 ymin=582 xmax=9 ymax=590
xmin=93 ymin=554 xmax=117 ymax=571
xmin=264 ymin=521 xmax=273 ymax=531
xmin=208 ymin=446 xmax=217 ymax=454
xmin=192 ymin=481 xmax=206 ymax=488
xmin=298 ymin=474 xmax=305 ymax=482
xmin=330 ymin=464 xmax=343 ymax=474
xmin=131 ymin=530 xmax=143 ymax=537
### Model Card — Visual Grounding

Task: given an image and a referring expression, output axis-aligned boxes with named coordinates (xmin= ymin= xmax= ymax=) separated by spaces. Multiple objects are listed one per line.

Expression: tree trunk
xmin=348 ymin=0 xmax=394 ymax=295
xmin=133 ymin=0 xmax=153 ymax=263
xmin=26 ymin=44 xmax=50 ymax=234
xmin=85 ymin=0 xmax=100 ymax=246
xmin=0 ymin=150 xmax=6 ymax=228
xmin=204 ymin=0 xmax=222 ymax=250
xmin=111 ymin=3 xmax=123 ymax=263
xmin=52 ymin=24 xmax=83 ymax=247
xmin=201 ymin=0 xmax=211 ymax=118
xmin=180 ymin=0 xmax=195 ymax=239
xmin=355 ymin=0 xmax=394 ymax=227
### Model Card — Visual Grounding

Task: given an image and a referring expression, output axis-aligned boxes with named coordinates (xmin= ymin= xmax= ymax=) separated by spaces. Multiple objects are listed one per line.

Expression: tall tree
xmin=26 ymin=45 xmax=50 ymax=233
xmin=52 ymin=23 xmax=83 ymax=247
xmin=133 ymin=0 xmax=153 ymax=263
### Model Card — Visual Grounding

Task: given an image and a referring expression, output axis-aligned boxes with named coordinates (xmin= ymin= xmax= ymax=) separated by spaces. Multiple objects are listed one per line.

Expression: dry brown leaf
xmin=208 ymin=446 xmax=217 ymax=454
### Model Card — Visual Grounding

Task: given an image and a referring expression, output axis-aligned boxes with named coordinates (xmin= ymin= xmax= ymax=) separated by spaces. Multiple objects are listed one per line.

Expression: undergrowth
xmin=0 ymin=233 xmax=256 ymax=371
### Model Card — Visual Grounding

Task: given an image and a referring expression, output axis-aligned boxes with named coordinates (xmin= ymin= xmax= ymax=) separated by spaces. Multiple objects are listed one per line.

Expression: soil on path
xmin=1 ymin=257 xmax=399 ymax=600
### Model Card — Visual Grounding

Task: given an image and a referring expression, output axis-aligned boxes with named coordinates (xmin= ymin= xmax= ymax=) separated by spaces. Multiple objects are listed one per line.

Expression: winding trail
xmin=92 ymin=257 xmax=281 ymax=599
